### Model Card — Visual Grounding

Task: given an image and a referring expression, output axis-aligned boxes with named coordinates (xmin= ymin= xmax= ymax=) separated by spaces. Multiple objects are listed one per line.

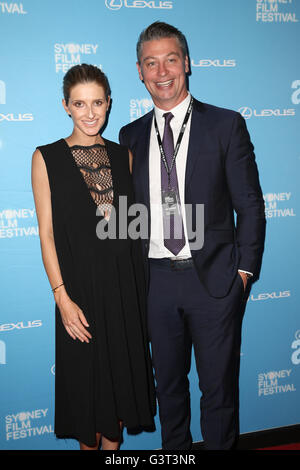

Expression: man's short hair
xmin=136 ymin=21 xmax=188 ymax=63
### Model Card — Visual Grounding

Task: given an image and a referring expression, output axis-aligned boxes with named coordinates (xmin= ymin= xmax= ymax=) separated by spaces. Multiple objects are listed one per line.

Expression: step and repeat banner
xmin=0 ymin=0 xmax=299 ymax=450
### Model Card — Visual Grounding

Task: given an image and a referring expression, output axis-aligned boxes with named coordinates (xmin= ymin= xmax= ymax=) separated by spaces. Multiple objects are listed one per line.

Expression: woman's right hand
xmin=54 ymin=288 xmax=92 ymax=343
xmin=32 ymin=150 xmax=92 ymax=344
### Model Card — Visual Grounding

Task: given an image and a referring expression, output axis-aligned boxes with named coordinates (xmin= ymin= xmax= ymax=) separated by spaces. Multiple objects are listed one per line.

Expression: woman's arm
xmin=31 ymin=149 xmax=92 ymax=343
xmin=128 ymin=149 xmax=133 ymax=174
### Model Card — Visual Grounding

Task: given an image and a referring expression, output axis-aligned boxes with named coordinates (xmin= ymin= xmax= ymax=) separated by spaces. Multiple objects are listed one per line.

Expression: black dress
xmin=37 ymin=138 xmax=156 ymax=447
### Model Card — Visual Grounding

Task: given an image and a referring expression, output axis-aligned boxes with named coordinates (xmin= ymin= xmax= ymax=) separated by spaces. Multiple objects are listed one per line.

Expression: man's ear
xmin=184 ymin=55 xmax=189 ymax=74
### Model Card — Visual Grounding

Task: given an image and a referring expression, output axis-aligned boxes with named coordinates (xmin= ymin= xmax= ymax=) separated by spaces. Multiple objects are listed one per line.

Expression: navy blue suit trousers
xmin=147 ymin=259 xmax=246 ymax=450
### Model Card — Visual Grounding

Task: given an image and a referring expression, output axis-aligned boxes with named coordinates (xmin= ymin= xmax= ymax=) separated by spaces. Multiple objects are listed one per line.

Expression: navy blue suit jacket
xmin=119 ymin=98 xmax=266 ymax=298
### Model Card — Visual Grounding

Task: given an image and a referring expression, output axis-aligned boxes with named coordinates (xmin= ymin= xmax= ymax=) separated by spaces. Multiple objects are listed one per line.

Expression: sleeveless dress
xmin=37 ymin=138 xmax=156 ymax=447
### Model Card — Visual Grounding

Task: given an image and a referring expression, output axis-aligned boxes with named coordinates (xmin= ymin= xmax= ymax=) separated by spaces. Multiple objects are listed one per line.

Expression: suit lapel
xmin=134 ymin=111 xmax=153 ymax=209
xmin=185 ymin=99 xmax=205 ymax=188
xmin=134 ymin=99 xmax=206 ymax=213
xmin=135 ymin=100 xmax=206 ymax=208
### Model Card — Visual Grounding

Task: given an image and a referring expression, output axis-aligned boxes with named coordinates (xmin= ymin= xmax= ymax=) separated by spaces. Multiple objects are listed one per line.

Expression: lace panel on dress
xmin=70 ymin=144 xmax=113 ymax=220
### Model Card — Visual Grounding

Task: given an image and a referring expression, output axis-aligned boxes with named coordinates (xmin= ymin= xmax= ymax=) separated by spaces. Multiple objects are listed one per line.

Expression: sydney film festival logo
xmin=129 ymin=98 xmax=153 ymax=122
xmin=0 ymin=2 xmax=27 ymax=14
xmin=257 ymin=330 xmax=300 ymax=398
xmin=256 ymin=0 xmax=298 ymax=23
xmin=258 ymin=370 xmax=296 ymax=397
xmin=0 ymin=208 xmax=38 ymax=239
xmin=54 ymin=43 xmax=100 ymax=73
xmin=263 ymin=192 xmax=296 ymax=219
xmin=5 ymin=409 xmax=53 ymax=441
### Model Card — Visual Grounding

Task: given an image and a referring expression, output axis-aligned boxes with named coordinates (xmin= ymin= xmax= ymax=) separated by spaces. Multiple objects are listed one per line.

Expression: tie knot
xmin=163 ymin=112 xmax=174 ymax=125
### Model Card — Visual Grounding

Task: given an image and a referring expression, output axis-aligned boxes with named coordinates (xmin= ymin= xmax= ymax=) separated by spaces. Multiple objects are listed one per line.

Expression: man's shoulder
xmin=119 ymin=109 xmax=153 ymax=145
xmin=192 ymin=98 xmax=244 ymax=135
xmin=193 ymin=98 xmax=239 ymax=121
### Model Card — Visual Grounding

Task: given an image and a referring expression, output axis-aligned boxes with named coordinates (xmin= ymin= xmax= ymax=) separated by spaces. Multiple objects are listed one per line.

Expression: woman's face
xmin=63 ymin=81 xmax=110 ymax=138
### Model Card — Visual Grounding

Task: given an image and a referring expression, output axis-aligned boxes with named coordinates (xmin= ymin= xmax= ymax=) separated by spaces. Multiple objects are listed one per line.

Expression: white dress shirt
xmin=148 ymin=92 xmax=192 ymax=259
xmin=147 ymin=92 xmax=253 ymax=276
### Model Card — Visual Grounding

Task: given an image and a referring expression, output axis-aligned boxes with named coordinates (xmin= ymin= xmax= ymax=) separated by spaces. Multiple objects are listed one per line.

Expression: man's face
xmin=137 ymin=36 xmax=189 ymax=110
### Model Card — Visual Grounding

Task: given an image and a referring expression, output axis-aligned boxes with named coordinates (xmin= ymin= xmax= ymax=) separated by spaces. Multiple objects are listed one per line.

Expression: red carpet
xmin=258 ymin=443 xmax=300 ymax=450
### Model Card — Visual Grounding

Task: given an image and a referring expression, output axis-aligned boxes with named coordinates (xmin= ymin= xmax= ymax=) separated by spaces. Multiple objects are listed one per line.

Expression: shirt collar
xmin=154 ymin=92 xmax=191 ymax=124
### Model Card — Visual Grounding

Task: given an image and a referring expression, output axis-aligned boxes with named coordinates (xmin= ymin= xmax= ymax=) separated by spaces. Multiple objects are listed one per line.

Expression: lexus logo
xmin=238 ymin=107 xmax=295 ymax=119
xmin=104 ymin=0 xmax=173 ymax=10
xmin=105 ymin=0 xmax=122 ymax=9
xmin=238 ymin=107 xmax=252 ymax=119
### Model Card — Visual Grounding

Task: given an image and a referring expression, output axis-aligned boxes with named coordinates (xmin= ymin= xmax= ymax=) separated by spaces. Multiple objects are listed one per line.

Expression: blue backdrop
xmin=0 ymin=0 xmax=299 ymax=450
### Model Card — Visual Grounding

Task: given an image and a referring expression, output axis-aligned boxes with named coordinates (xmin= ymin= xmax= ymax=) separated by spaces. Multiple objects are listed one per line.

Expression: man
xmin=119 ymin=22 xmax=266 ymax=450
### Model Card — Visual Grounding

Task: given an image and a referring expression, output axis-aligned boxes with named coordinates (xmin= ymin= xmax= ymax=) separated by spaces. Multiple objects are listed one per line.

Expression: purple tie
xmin=161 ymin=112 xmax=186 ymax=255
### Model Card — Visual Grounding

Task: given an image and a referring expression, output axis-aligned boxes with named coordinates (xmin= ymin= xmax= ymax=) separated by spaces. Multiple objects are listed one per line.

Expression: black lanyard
xmin=154 ymin=96 xmax=193 ymax=189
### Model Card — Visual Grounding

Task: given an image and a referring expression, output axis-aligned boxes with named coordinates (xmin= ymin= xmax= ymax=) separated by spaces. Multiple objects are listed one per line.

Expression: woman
xmin=31 ymin=64 xmax=156 ymax=450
